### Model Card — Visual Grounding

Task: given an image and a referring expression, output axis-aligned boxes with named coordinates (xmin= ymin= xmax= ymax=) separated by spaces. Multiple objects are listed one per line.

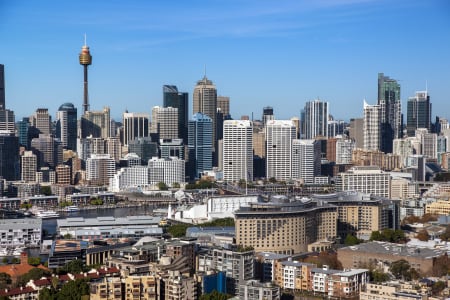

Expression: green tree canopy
xmin=344 ymin=234 xmax=360 ymax=246
xmin=0 ymin=272 xmax=11 ymax=289
xmin=370 ymin=229 xmax=407 ymax=243
xmin=57 ymin=279 xmax=89 ymax=300
xmin=199 ymin=290 xmax=233 ymax=300
xmin=389 ymin=259 xmax=411 ymax=280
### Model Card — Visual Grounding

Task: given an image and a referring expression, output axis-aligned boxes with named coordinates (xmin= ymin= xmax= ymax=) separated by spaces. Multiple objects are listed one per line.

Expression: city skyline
xmin=1 ymin=0 xmax=449 ymax=121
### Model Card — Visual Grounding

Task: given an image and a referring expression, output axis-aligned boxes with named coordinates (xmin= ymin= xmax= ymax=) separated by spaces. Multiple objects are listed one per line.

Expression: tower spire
xmin=79 ymin=36 xmax=93 ymax=114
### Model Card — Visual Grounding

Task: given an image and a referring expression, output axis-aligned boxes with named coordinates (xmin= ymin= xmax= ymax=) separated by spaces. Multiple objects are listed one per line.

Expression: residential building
xmin=21 ymin=151 xmax=37 ymax=182
xmin=301 ymin=99 xmax=329 ymax=139
xmin=363 ymin=100 xmax=381 ymax=151
xmin=239 ymin=280 xmax=280 ymax=300
xmin=360 ymin=282 xmax=429 ymax=300
xmin=336 ymin=137 xmax=355 ymax=165
xmin=223 ymin=120 xmax=253 ymax=182
xmin=378 ymin=73 xmax=402 ymax=153
xmin=407 ymin=91 xmax=431 ymax=137
xmin=124 ymin=276 xmax=157 ymax=300
xmin=0 ymin=218 xmax=42 ymax=247
xmin=349 ymin=118 xmax=364 ymax=149
xmin=161 ymin=271 xmax=197 ymax=300
xmin=266 ymin=120 xmax=296 ymax=181
xmin=292 ymin=139 xmax=320 ymax=184
xmin=106 ymin=137 xmax=121 ymax=163
xmin=86 ymin=154 xmax=115 ymax=186
xmin=55 ymin=164 xmax=71 ymax=185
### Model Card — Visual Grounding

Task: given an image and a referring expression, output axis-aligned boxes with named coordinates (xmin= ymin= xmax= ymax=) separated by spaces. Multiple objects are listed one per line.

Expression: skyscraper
xmin=0 ymin=131 xmax=19 ymax=180
xmin=163 ymin=85 xmax=189 ymax=143
xmin=80 ymin=106 xmax=111 ymax=138
xmin=122 ymin=112 xmax=149 ymax=147
xmin=378 ymin=73 xmax=402 ymax=153
xmin=301 ymin=99 xmax=329 ymax=139
xmin=407 ymin=91 xmax=431 ymax=137
xmin=292 ymin=139 xmax=320 ymax=184
xmin=128 ymin=138 xmax=158 ymax=164
xmin=223 ymin=120 xmax=253 ymax=183
xmin=0 ymin=109 xmax=15 ymax=133
xmin=31 ymin=134 xmax=63 ymax=169
xmin=21 ymin=151 xmax=37 ymax=182
xmin=56 ymin=103 xmax=77 ymax=150
xmin=188 ymin=113 xmax=213 ymax=179
xmin=86 ymin=154 xmax=115 ymax=186
xmin=193 ymin=76 xmax=217 ymax=162
xmin=151 ymin=106 xmax=178 ymax=140
xmin=217 ymin=96 xmax=230 ymax=117
xmin=262 ymin=107 xmax=274 ymax=127
xmin=0 ymin=64 xmax=5 ymax=110
xmin=17 ymin=117 xmax=30 ymax=148
xmin=31 ymin=108 xmax=51 ymax=135
xmin=363 ymin=100 xmax=381 ymax=151
xmin=266 ymin=120 xmax=296 ymax=181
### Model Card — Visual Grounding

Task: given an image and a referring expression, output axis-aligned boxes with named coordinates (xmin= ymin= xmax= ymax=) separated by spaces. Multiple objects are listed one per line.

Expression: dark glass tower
xmin=188 ymin=113 xmax=212 ymax=180
xmin=378 ymin=73 xmax=402 ymax=153
xmin=0 ymin=64 xmax=5 ymax=110
xmin=163 ymin=85 xmax=189 ymax=144
xmin=407 ymin=91 xmax=431 ymax=137
xmin=0 ymin=131 xmax=19 ymax=180
xmin=56 ymin=102 xmax=78 ymax=150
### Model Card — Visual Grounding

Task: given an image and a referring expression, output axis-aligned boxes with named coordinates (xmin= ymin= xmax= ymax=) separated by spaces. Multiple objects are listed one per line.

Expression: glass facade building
xmin=188 ymin=112 xmax=212 ymax=180
xmin=407 ymin=91 xmax=431 ymax=137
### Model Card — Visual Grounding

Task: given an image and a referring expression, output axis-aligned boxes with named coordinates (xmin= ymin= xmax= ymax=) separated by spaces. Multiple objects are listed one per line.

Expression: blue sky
xmin=1 ymin=0 xmax=449 ymax=121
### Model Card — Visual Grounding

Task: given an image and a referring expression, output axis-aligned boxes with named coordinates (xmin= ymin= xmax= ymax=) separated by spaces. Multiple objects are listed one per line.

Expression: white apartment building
xmin=266 ymin=120 xmax=296 ymax=181
xmin=223 ymin=120 xmax=253 ymax=182
xmin=292 ymin=139 xmax=320 ymax=184
xmin=21 ymin=151 xmax=37 ymax=182
xmin=148 ymin=156 xmax=185 ymax=186
xmin=0 ymin=218 xmax=42 ymax=247
xmin=363 ymin=100 xmax=381 ymax=151
xmin=151 ymin=106 xmax=178 ymax=140
xmin=393 ymin=137 xmax=421 ymax=168
xmin=337 ymin=166 xmax=391 ymax=198
xmin=109 ymin=166 xmax=150 ymax=192
xmin=86 ymin=154 xmax=116 ymax=186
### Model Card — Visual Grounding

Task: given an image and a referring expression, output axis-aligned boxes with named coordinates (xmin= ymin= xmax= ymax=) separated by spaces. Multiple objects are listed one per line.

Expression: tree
xmin=0 ymin=272 xmax=11 ymax=289
xmin=389 ymin=259 xmax=411 ymax=280
xmin=172 ymin=182 xmax=180 ymax=189
xmin=370 ymin=269 xmax=390 ymax=283
xmin=62 ymin=259 xmax=85 ymax=274
xmin=199 ymin=290 xmax=233 ymax=300
xmin=27 ymin=257 xmax=41 ymax=266
xmin=440 ymin=225 xmax=450 ymax=241
xmin=431 ymin=281 xmax=446 ymax=296
xmin=40 ymin=186 xmax=52 ymax=196
xmin=416 ymin=229 xmax=430 ymax=241
xmin=63 ymin=233 xmax=73 ymax=239
xmin=89 ymin=198 xmax=103 ymax=205
xmin=370 ymin=229 xmax=406 ymax=243
xmin=17 ymin=268 xmax=51 ymax=287
xmin=167 ymin=224 xmax=189 ymax=238
xmin=157 ymin=182 xmax=168 ymax=191
xmin=39 ymin=287 xmax=56 ymax=300
xmin=57 ymin=279 xmax=89 ymax=300
xmin=431 ymin=255 xmax=450 ymax=277
xmin=344 ymin=234 xmax=359 ymax=246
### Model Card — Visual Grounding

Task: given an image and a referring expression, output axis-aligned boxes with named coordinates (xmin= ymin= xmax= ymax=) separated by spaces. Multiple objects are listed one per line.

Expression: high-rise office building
xmin=217 ymin=96 xmax=230 ymax=116
xmin=30 ymin=134 xmax=63 ymax=169
xmin=31 ymin=108 xmax=51 ymax=135
xmin=21 ymin=151 xmax=37 ymax=182
xmin=266 ymin=120 xmax=296 ymax=181
xmin=262 ymin=107 xmax=274 ymax=127
xmin=188 ymin=113 xmax=213 ymax=179
xmin=363 ymin=100 xmax=381 ymax=151
xmin=407 ymin=91 xmax=431 ymax=137
xmin=292 ymin=139 xmax=320 ymax=184
xmin=151 ymin=106 xmax=178 ymax=140
xmin=56 ymin=103 xmax=77 ymax=150
xmin=17 ymin=117 xmax=31 ymax=148
xmin=349 ymin=118 xmax=364 ymax=149
xmin=416 ymin=128 xmax=437 ymax=159
xmin=0 ymin=64 xmax=5 ymax=110
xmin=301 ymin=99 xmax=329 ymax=139
xmin=80 ymin=106 xmax=111 ymax=139
xmin=328 ymin=119 xmax=345 ymax=138
xmin=223 ymin=120 xmax=253 ymax=183
xmin=122 ymin=112 xmax=149 ymax=147
xmin=128 ymin=137 xmax=158 ymax=164
xmin=378 ymin=73 xmax=402 ymax=153
xmin=0 ymin=131 xmax=19 ymax=180
xmin=0 ymin=109 xmax=15 ymax=133
xmin=193 ymin=76 xmax=217 ymax=161
xmin=163 ymin=85 xmax=189 ymax=143
xmin=160 ymin=138 xmax=184 ymax=160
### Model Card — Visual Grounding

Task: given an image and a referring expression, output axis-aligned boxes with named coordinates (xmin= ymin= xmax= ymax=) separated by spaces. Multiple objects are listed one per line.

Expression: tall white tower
xmin=292 ymin=139 xmax=320 ymax=184
xmin=266 ymin=120 xmax=296 ymax=181
xmin=223 ymin=120 xmax=253 ymax=182
xmin=363 ymin=100 xmax=381 ymax=151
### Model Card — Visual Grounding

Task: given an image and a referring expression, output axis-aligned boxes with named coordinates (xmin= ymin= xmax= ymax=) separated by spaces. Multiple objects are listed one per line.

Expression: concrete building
xmin=31 ymin=134 xmax=63 ymax=169
xmin=266 ymin=120 xmax=296 ymax=181
xmin=197 ymin=246 xmax=254 ymax=295
xmin=110 ymin=166 xmax=150 ymax=192
xmin=360 ymin=282 xmax=429 ymax=300
xmin=292 ymin=139 xmax=320 ymax=184
xmin=207 ymin=194 xmax=261 ymax=219
xmin=80 ymin=106 xmax=111 ymax=139
xmin=0 ymin=109 xmax=15 ymax=133
xmin=122 ymin=112 xmax=149 ymax=147
xmin=336 ymin=137 xmax=355 ymax=165
xmin=0 ymin=218 xmax=42 ymax=247
xmin=21 ymin=151 xmax=37 ymax=182
xmin=239 ymin=280 xmax=280 ymax=300
xmin=161 ymin=271 xmax=196 ymax=300
xmin=128 ymin=137 xmax=158 ymax=164
xmin=234 ymin=200 xmax=337 ymax=254
xmin=363 ymin=100 xmax=381 ymax=151
xmin=124 ymin=275 xmax=157 ymax=300
xmin=31 ymin=108 xmax=51 ymax=135
xmin=163 ymin=85 xmax=189 ymax=143
xmin=223 ymin=120 xmax=253 ymax=183
xmin=338 ymin=241 xmax=445 ymax=275
xmin=148 ymin=157 xmax=185 ymax=186
xmin=90 ymin=277 xmax=124 ymax=300
xmin=86 ymin=154 xmax=116 ymax=186
xmin=349 ymin=118 xmax=364 ymax=149
xmin=106 ymin=137 xmax=121 ymax=163
xmin=151 ymin=106 xmax=178 ymax=140
xmin=336 ymin=166 xmax=391 ymax=198
xmin=159 ymin=138 xmax=184 ymax=160
xmin=55 ymin=164 xmax=71 ymax=185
